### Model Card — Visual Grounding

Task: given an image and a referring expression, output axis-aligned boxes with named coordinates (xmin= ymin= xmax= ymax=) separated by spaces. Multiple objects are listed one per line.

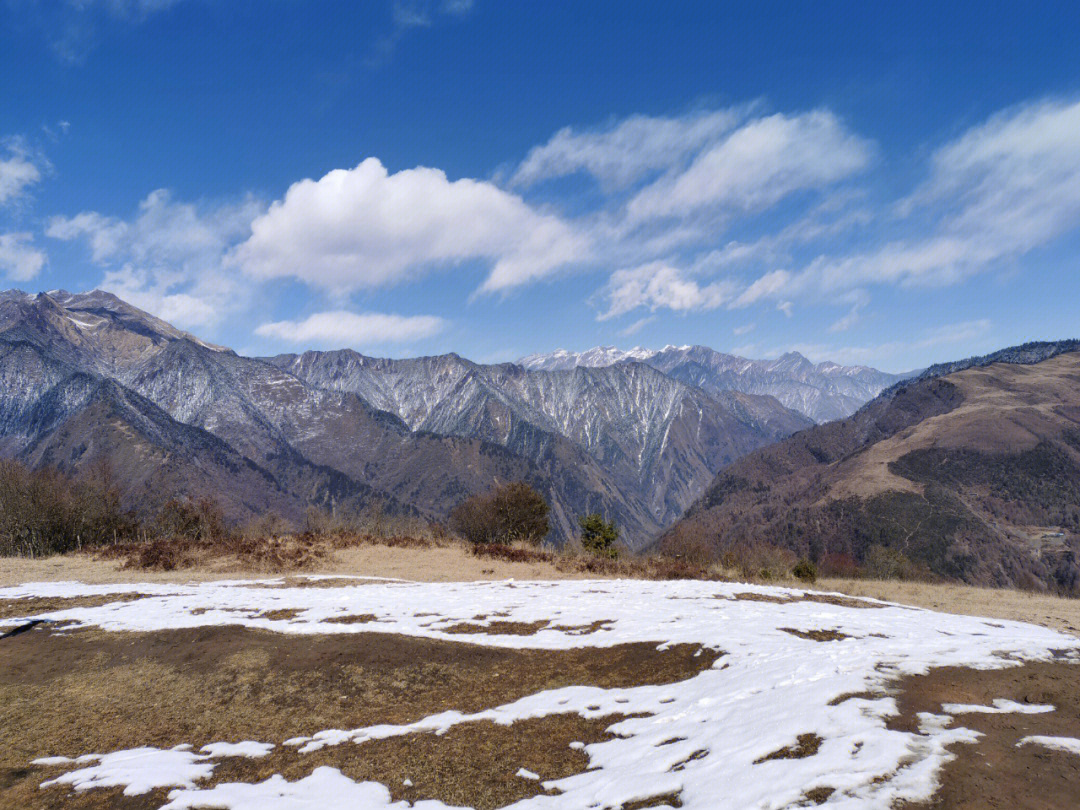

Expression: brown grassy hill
xmin=662 ymin=349 xmax=1080 ymax=593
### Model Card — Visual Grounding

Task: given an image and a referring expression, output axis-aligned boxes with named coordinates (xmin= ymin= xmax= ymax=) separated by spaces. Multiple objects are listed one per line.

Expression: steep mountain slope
xmin=269 ymin=350 xmax=810 ymax=539
xmin=0 ymin=338 xmax=314 ymax=521
xmin=519 ymin=344 xmax=907 ymax=422
xmin=664 ymin=343 xmax=1080 ymax=593
xmin=0 ymin=293 xmax=409 ymax=524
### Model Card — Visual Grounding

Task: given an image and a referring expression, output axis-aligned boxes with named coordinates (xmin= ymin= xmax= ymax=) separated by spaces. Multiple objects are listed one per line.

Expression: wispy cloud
xmin=18 ymin=0 xmax=191 ymax=64
xmin=623 ymin=110 xmax=874 ymax=226
xmin=255 ymin=310 xmax=446 ymax=347
xmin=47 ymin=189 xmax=263 ymax=327
xmin=735 ymin=97 xmax=1080 ymax=308
xmin=512 ymin=106 xmax=751 ymax=190
xmin=370 ymin=0 xmax=476 ymax=65
xmin=619 ymin=315 xmax=655 ymax=337
xmin=0 ymin=233 xmax=47 ymax=281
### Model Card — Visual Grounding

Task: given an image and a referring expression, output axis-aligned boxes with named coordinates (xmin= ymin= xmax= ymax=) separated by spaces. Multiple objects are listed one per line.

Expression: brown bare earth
xmin=891 ymin=661 xmax=1080 ymax=810
xmin=0 ymin=623 xmax=719 ymax=810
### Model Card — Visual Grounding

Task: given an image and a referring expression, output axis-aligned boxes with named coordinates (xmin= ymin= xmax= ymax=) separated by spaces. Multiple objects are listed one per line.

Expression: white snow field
xmin=6 ymin=575 xmax=1080 ymax=809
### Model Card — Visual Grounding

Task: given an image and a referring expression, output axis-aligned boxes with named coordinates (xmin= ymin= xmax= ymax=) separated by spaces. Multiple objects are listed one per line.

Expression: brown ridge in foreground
xmin=665 ymin=349 xmax=1080 ymax=593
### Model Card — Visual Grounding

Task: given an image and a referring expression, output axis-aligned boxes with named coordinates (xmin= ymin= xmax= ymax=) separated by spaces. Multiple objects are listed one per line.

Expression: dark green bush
xmin=792 ymin=558 xmax=818 ymax=583
xmin=578 ymin=513 xmax=620 ymax=559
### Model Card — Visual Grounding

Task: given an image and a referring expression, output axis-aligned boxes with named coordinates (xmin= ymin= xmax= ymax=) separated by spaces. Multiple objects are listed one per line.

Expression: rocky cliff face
xmin=520 ymin=344 xmax=908 ymax=423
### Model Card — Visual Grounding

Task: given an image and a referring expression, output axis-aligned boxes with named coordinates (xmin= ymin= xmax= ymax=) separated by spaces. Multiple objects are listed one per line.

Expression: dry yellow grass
xmin=0 ymin=543 xmax=609 ymax=587
xmin=822 ymin=577 xmax=1080 ymax=636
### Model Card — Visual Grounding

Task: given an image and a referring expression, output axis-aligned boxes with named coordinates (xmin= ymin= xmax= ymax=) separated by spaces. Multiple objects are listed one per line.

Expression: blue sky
xmin=2 ymin=1 xmax=1080 ymax=372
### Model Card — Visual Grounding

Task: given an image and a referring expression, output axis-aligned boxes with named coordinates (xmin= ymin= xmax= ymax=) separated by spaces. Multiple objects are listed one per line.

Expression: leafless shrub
xmin=451 ymin=482 xmax=550 ymax=545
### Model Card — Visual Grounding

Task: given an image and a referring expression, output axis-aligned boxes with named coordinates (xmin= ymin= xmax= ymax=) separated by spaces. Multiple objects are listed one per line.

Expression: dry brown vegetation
xmin=753 ymin=733 xmax=823 ymax=763
xmin=0 ymin=623 xmax=720 ymax=810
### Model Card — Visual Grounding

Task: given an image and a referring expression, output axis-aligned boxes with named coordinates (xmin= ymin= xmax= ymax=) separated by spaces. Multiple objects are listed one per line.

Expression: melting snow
xmin=941 ymin=699 xmax=1055 ymax=715
xmin=10 ymin=576 xmax=1080 ymax=809
xmin=39 ymin=746 xmax=215 ymax=796
xmin=1018 ymin=736 xmax=1080 ymax=755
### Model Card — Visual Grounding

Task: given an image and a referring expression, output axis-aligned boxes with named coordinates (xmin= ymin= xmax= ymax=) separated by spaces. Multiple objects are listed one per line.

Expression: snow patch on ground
xmin=11 ymin=576 xmax=1080 ymax=810
xmin=200 ymin=741 xmax=274 ymax=758
xmin=1018 ymin=736 xmax=1080 ymax=755
xmin=941 ymin=699 xmax=1055 ymax=715
xmin=159 ymin=766 xmax=465 ymax=810
xmin=39 ymin=746 xmax=215 ymax=796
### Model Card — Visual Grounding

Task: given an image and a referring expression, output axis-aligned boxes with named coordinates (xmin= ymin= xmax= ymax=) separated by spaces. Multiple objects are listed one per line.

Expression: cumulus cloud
xmin=0 ymin=140 xmax=44 ymax=205
xmin=47 ymin=189 xmax=263 ymax=327
xmin=512 ymin=107 xmax=749 ymax=189
xmin=599 ymin=261 xmax=736 ymax=320
xmin=255 ymin=310 xmax=446 ymax=346
xmin=230 ymin=157 xmax=589 ymax=296
xmin=625 ymin=110 xmax=874 ymax=225
xmin=0 ymin=233 xmax=47 ymax=281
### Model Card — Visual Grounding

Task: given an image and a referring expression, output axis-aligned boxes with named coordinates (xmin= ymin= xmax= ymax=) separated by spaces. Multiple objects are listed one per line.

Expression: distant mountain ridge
xmin=269 ymin=350 xmax=811 ymax=537
xmin=0 ymin=289 xmax=869 ymax=547
xmin=519 ymin=345 xmax=909 ymax=423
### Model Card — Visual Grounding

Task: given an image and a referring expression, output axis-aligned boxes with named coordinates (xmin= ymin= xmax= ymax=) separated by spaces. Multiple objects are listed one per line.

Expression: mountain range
xmin=0 ymin=289 xmax=903 ymax=547
xmin=664 ymin=341 xmax=1080 ymax=592
xmin=520 ymin=345 xmax=909 ymax=423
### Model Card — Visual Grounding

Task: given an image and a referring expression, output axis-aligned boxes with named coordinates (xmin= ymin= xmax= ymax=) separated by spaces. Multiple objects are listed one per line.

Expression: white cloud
xmin=788 ymin=98 xmax=1080 ymax=296
xmin=732 ymin=269 xmax=792 ymax=308
xmin=625 ymin=110 xmax=874 ymax=225
xmin=255 ymin=310 xmax=446 ymax=346
xmin=230 ymin=157 xmax=589 ymax=295
xmin=732 ymin=323 xmax=755 ymax=336
xmin=0 ymin=233 xmax=47 ymax=281
xmin=599 ymin=261 xmax=736 ymax=320
xmin=370 ymin=0 xmax=477 ymax=65
xmin=0 ymin=140 xmax=44 ymax=205
xmin=22 ymin=0 xmax=191 ymax=63
xmin=512 ymin=107 xmax=749 ymax=189
xmin=47 ymin=189 xmax=262 ymax=327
